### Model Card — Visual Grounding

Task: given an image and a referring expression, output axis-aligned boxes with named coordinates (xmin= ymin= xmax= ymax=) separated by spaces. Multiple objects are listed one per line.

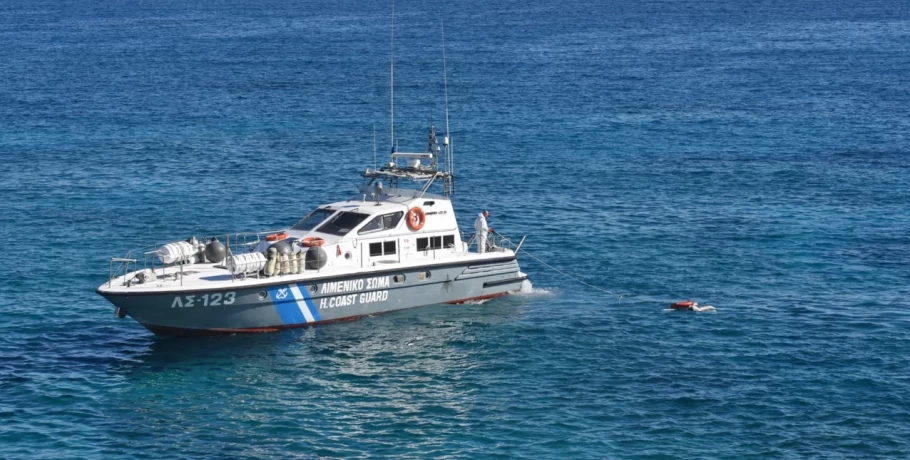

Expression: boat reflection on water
xmin=98 ymin=300 xmax=532 ymax=444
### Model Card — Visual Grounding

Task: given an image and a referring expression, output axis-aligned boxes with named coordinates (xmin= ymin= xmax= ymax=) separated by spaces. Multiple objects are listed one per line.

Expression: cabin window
xmin=393 ymin=274 xmax=406 ymax=283
xmin=358 ymin=211 xmax=404 ymax=235
xmin=383 ymin=241 xmax=396 ymax=255
xmin=370 ymin=241 xmax=397 ymax=257
xmin=292 ymin=208 xmax=335 ymax=231
xmin=443 ymin=235 xmax=455 ymax=248
xmin=416 ymin=236 xmax=445 ymax=251
xmin=316 ymin=211 xmax=369 ymax=236
xmin=417 ymin=271 xmax=431 ymax=281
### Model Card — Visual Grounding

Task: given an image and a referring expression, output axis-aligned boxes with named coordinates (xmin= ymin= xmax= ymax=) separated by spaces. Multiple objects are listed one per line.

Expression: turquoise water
xmin=2 ymin=0 xmax=910 ymax=457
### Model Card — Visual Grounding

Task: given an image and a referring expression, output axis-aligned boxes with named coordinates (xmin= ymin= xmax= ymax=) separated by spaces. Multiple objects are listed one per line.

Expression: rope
xmin=517 ymin=247 xmax=626 ymax=303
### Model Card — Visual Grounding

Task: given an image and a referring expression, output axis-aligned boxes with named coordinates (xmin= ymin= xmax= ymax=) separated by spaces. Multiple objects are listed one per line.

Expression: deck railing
xmin=107 ymin=228 xmax=527 ymax=287
xmin=106 ymin=229 xmax=287 ymax=286
xmin=465 ymin=230 xmax=526 ymax=254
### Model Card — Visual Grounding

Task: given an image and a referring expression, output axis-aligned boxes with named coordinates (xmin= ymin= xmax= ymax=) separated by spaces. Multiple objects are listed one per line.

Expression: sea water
xmin=1 ymin=0 xmax=909 ymax=457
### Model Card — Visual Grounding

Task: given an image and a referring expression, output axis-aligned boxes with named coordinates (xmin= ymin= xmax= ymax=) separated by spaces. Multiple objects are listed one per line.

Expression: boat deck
xmin=100 ymin=249 xmax=516 ymax=294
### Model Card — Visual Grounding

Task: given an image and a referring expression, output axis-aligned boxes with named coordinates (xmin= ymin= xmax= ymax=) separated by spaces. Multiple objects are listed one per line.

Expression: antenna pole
xmin=441 ymin=20 xmax=450 ymax=148
xmin=373 ymin=124 xmax=377 ymax=170
xmin=441 ymin=19 xmax=454 ymax=194
xmin=390 ymin=0 xmax=396 ymax=152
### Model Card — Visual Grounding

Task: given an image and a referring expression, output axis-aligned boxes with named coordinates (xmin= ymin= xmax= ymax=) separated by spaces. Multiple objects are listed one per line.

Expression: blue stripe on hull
xmin=268 ymin=286 xmax=306 ymax=325
xmin=299 ymin=286 xmax=321 ymax=321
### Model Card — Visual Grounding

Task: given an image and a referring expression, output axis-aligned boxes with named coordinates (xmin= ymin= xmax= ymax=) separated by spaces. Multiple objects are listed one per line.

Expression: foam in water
xmin=519 ymin=279 xmax=534 ymax=293
xmin=462 ymin=298 xmax=494 ymax=305
xmin=511 ymin=279 xmax=554 ymax=296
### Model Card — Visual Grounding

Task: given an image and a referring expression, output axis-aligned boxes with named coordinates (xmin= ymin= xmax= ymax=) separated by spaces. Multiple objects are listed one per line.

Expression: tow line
xmin=515 ymin=247 xmax=626 ymax=303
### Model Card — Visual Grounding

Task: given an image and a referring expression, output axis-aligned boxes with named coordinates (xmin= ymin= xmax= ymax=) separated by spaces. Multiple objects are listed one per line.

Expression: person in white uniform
xmin=474 ymin=210 xmax=492 ymax=254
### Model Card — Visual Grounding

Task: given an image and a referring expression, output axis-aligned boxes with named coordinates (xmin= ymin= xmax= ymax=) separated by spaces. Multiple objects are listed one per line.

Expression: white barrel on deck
xmin=226 ymin=252 xmax=267 ymax=275
xmin=157 ymin=241 xmax=196 ymax=264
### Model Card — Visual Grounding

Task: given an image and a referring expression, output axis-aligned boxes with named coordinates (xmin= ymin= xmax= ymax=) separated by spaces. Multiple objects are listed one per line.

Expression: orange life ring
xmin=302 ymin=237 xmax=325 ymax=247
xmin=406 ymin=207 xmax=426 ymax=231
xmin=266 ymin=232 xmax=288 ymax=242
xmin=670 ymin=300 xmax=695 ymax=310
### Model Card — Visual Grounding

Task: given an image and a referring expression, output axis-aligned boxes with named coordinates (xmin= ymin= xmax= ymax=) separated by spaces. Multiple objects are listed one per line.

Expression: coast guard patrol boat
xmin=98 ymin=13 xmax=529 ymax=336
xmin=97 ymin=124 xmax=528 ymax=336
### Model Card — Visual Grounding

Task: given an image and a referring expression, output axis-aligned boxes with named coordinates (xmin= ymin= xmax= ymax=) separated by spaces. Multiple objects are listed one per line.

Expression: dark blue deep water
xmin=2 ymin=0 xmax=909 ymax=457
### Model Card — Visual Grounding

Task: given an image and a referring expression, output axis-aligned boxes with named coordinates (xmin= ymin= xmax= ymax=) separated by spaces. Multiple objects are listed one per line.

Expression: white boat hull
xmin=98 ymin=257 xmax=526 ymax=336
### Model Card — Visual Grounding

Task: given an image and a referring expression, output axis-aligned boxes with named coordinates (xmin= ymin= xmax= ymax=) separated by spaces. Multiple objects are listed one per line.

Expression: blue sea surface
xmin=2 ymin=0 xmax=910 ymax=457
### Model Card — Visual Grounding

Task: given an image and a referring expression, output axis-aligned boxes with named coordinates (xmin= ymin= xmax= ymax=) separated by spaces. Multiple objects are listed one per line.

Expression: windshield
xmin=315 ymin=211 xmax=370 ymax=236
xmin=292 ymin=208 xmax=335 ymax=231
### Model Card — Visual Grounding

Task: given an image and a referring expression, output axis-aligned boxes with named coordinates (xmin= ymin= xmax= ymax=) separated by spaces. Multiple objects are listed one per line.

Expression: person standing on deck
xmin=474 ymin=210 xmax=492 ymax=254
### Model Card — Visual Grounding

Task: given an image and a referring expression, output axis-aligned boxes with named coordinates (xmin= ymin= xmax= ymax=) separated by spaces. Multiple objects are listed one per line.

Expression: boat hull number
xmin=171 ymin=292 xmax=236 ymax=308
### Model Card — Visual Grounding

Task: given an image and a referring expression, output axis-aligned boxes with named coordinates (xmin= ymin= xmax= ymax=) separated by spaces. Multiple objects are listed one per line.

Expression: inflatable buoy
xmin=406 ymin=207 xmax=426 ymax=231
xmin=279 ymin=253 xmax=290 ymax=275
xmin=266 ymin=231 xmax=288 ymax=242
xmin=264 ymin=246 xmax=279 ymax=277
xmin=670 ymin=300 xmax=695 ymax=310
xmin=302 ymin=236 xmax=325 ymax=247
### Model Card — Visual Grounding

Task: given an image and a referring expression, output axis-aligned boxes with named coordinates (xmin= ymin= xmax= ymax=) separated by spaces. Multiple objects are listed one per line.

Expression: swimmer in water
xmin=670 ymin=301 xmax=716 ymax=312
